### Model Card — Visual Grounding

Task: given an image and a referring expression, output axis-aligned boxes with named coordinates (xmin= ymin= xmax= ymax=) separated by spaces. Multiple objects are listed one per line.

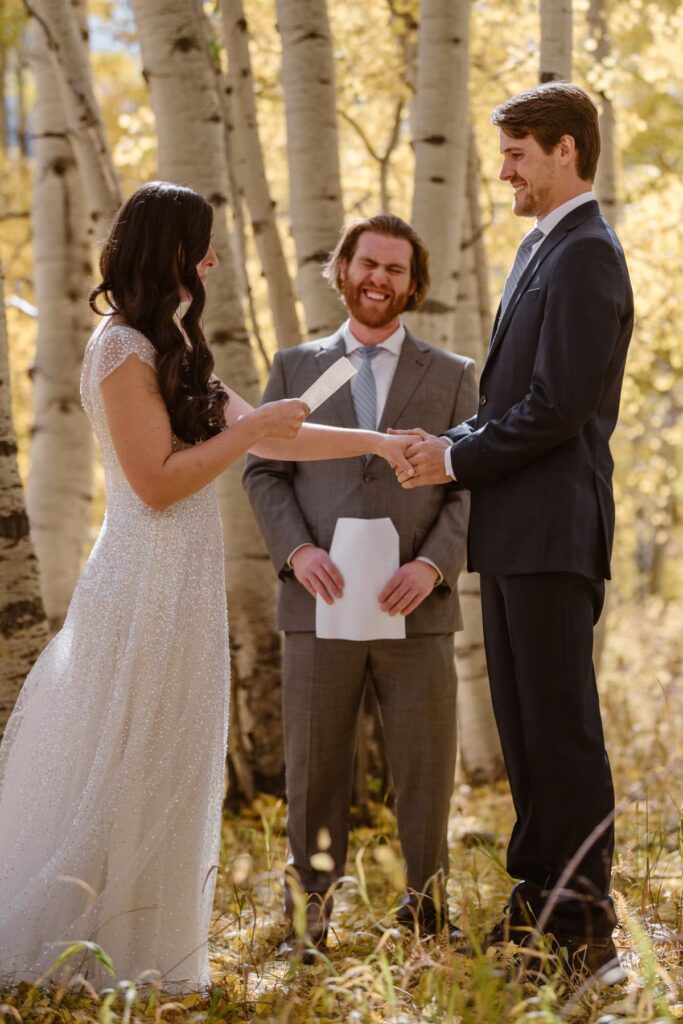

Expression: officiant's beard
xmin=342 ymin=279 xmax=410 ymax=329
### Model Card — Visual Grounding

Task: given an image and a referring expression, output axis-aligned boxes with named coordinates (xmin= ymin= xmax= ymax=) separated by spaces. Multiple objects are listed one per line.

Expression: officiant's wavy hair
xmin=492 ymin=82 xmax=600 ymax=182
xmin=322 ymin=215 xmax=430 ymax=312
xmin=90 ymin=181 xmax=227 ymax=445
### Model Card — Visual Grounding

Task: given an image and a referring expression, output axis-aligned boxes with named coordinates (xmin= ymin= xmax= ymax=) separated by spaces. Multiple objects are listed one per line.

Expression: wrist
xmin=241 ymin=406 xmax=269 ymax=444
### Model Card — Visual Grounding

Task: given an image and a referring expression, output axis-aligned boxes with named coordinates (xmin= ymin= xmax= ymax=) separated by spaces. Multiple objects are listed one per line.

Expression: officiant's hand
xmin=379 ymin=560 xmax=439 ymax=616
xmin=291 ymin=545 xmax=344 ymax=604
xmin=388 ymin=428 xmax=451 ymax=487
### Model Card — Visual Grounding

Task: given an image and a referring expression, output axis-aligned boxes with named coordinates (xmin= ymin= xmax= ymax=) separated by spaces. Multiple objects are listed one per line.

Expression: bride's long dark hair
xmin=90 ymin=181 xmax=228 ymax=444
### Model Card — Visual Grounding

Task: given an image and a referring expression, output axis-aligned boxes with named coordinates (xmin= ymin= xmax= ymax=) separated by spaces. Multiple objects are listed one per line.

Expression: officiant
xmin=243 ymin=214 xmax=476 ymax=958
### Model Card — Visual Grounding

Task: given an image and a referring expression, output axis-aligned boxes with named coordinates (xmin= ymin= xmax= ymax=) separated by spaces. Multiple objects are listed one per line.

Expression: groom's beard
xmin=342 ymin=278 xmax=411 ymax=328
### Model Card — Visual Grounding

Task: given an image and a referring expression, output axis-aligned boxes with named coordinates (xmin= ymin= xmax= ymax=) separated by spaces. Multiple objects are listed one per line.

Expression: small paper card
xmin=315 ymin=517 xmax=406 ymax=641
xmin=299 ymin=356 xmax=356 ymax=412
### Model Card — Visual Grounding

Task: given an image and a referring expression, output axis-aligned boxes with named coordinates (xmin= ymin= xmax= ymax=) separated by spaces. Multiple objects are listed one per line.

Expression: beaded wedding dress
xmin=0 ymin=321 xmax=230 ymax=991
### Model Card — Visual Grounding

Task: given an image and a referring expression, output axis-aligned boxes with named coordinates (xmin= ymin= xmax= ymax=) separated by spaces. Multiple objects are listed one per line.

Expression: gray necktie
xmin=501 ymin=227 xmax=544 ymax=313
xmin=353 ymin=346 xmax=382 ymax=431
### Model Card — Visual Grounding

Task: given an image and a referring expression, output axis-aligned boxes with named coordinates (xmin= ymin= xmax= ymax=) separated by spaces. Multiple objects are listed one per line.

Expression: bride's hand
xmin=375 ymin=433 xmax=416 ymax=476
xmin=247 ymin=399 xmax=309 ymax=440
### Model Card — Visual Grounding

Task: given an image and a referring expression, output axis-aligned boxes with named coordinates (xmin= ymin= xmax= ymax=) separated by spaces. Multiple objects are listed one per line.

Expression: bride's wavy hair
xmin=90 ymin=181 xmax=228 ymax=444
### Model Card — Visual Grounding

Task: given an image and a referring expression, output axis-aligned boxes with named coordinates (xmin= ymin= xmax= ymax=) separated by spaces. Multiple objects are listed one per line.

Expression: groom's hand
xmin=291 ymin=545 xmax=344 ymax=604
xmin=388 ymin=428 xmax=452 ymax=488
xmin=379 ymin=560 xmax=439 ymax=616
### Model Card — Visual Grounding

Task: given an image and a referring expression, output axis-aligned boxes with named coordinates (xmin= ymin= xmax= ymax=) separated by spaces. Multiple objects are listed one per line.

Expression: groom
xmin=244 ymin=215 xmax=476 ymax=957
xmin=398 ymin=83 xmax=634 ymax=979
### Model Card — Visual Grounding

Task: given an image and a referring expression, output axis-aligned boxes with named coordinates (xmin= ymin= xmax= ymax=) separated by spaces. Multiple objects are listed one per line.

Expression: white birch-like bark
xmin=455 ymin=130 xmax=490 ymax=368
xmin=0 ymin=36 xmax=7 ymax=153
xmin=452 ymin=130 xmax=503 ymax=783
xmin=28 ymin=0 xmax=121 ymax=236
xmin=587 ymin=0 xmax=618 ymax=674
xmin=0 ymin=262 xmax=49 ymax=738
xmin=131 ymin=0 xmax=286 ymax=796
xmin=455 ymin=573 xmax=504 ymax=784
xmin=588 ymin=0 xmax=618 ymax=226
xmin=408 ymin=0 xmax=469 ymax=350
xmin=221 ymin=0 xmax=302 ymax=350
xmin=26 ymin=16 xmax=93 ymax=632
xmin=275 ymin=0 xmax=344 ymax=339
xmin=540 ymin=0 xmax=572 ymax=83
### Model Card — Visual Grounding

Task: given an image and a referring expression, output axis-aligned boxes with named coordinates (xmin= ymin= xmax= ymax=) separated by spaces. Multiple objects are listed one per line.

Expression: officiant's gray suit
xmin=243 ymin=327 xmax=476 ymax=923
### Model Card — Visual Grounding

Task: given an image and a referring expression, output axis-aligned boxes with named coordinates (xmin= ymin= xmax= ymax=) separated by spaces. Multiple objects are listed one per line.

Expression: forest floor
xmin=1 ymin=594 xmax=681 ymax=1023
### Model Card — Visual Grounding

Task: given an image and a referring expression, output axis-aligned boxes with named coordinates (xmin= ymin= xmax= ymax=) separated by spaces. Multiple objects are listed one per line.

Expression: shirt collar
xmin=342 ymin=319 xmax=405 ymax=356
xmin=536 ymin=190 xmax=596 ymax=237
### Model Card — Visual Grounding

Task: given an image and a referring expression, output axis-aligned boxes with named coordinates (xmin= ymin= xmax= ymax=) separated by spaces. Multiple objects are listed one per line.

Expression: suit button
xmin=479 ymin=394 xmax=487 ymax=406
xmin=363 ymin=473 xmax=373 ymax=483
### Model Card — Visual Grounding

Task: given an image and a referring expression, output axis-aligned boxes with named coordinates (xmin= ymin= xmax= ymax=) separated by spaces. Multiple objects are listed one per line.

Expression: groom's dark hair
xmin=322 ymin=215 xmax=430 ymax=312
xmin=492 ymin=82 xmax=600 ymax=181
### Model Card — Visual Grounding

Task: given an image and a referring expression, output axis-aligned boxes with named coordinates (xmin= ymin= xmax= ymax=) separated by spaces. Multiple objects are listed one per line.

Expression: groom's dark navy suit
xmin=445 ymin=199 xmax=634 ymax=937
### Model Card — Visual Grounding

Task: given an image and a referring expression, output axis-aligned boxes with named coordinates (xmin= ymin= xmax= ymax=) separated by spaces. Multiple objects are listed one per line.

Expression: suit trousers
xmin=480 ymin=572 xmax=616 ymax=937
xmin=282 ymin=633 xmax=458 ymax=918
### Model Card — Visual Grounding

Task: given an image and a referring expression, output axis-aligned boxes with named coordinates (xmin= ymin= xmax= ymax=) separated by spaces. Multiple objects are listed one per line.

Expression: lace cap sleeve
xmin=92 ymin=324 xmax=157 ymax=386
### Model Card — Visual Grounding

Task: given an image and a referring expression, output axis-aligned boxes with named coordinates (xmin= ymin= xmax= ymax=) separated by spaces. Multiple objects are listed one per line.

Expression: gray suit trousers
xmin=282 ymin=633 xmax=458 ymax=912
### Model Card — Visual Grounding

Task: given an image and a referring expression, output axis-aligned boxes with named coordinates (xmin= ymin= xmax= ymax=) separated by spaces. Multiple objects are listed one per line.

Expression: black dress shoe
xmin=558 ymin=933 xmax=626 ymax=985
xmin=446 ymin=922 xmax=474 ymax=954
xmin=484 ymin=883 xmax=544 ymax=951
xmin=483 ymin=911 xmax=538 ymax=950
xmin=395 ymin=893 xmax=468 ymax=948
xmin=274 ymin=929 xmax=328 ymax=965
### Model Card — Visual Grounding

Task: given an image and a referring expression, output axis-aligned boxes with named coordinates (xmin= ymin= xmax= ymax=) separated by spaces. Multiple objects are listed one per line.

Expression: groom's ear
xmin=339 ymin=258 xmax=348 ymax=284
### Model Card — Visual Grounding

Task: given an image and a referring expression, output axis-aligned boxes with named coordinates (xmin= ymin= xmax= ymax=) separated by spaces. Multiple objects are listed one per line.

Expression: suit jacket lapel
xmin=313 ymin=332 xmax=357 ymax=427
xmin=377 ymin=331 xmax=432 ymax=434
xmin=487 ymin=200 xmax=600 ymax=362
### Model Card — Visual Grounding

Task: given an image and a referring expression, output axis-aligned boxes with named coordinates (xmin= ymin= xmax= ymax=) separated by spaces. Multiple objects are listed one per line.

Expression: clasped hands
xmin=385 ymin=427 xmax=451 ymax=488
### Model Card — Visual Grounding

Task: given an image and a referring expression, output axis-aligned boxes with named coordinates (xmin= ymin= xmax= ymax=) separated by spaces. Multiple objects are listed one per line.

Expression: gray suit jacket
xmin=243 ymin=328 xmax=477 ymax=635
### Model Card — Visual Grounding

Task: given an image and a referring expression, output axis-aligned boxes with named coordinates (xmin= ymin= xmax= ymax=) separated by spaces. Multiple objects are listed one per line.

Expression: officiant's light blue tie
xmin=353 ymin=346 xmax=382 ymax=431
xmin=501 ymin=227 xmax=544 ymax=313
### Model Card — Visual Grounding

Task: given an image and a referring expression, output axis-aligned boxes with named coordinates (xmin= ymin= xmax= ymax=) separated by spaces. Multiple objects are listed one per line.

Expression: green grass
xmin=1 ymin=594 xmax=681 ymax=1022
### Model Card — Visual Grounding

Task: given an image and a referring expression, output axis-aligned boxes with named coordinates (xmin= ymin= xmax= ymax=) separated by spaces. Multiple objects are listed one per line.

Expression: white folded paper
xmin=299 ymin=356 xmax=356 ymax=412
xmin=315 ymin=517 xmax=406 ymax=641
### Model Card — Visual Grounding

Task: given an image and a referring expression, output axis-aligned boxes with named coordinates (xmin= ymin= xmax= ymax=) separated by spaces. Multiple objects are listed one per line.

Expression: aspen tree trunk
xmin=27 ymin=0 xmax=121 ymax=235
xmin=455 ymin=131 xmax=491 ymax=368
xmin=0 ymin=34 xmax=7 ymax=152
xmin=455 ymin=574 xmax=504 ymax=783
xmin=540 ymin=0 xmax=572 ymax=83
xmin=15 ymin=40 xmax=29 ymax=157
xmin=408 ymin=0 xmax=469 ymax=350
xmin=221 ymin=0 xmax=302 ymax=350
xmin=131 ymin=0 xmax=286 ymax=799
xmin=191 ymin=7 xmax=273 ymax=374
xmin=453 ymin=131 xmax=504 ymax=783
xmin=588 ymin=0 xmax=618 ymax=226
xmin=25 ymin=15 xmax=93 ymax=633
xmin=0 ymin=262 xmax=49 ymax=738
xmin=275 ymin=0 xmax=344 ymax=338
xmin=587 ymin=0 xmax=619 ymax=674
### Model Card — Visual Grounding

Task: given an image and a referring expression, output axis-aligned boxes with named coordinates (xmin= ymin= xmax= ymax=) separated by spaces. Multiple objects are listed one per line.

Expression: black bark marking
xmin=0 ymin=509 xmax=29 ymax=542
xmin=0 ymin=599 xmax=46 ymax=638
xmin=302 ymin=249 xmax=331 ymax=266
xmin=173 ymin=35 xmax=200 ymax=55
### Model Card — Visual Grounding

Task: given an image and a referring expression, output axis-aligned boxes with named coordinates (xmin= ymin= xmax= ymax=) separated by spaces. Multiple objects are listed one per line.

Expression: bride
xmin=0 ymin=181 xmax=413 ymax=992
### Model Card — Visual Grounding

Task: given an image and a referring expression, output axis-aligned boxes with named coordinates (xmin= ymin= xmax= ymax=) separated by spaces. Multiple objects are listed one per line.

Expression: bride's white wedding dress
xmin=0 ymin=321 xmax=230 ymax=991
